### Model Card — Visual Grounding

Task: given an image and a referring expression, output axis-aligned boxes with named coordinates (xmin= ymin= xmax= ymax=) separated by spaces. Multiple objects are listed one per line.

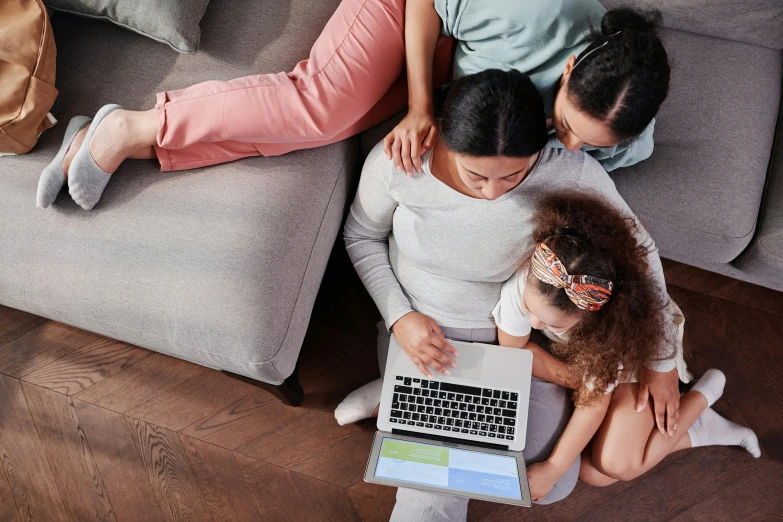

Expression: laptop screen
xmin=373 ymin=436 xmax=523 ymax=500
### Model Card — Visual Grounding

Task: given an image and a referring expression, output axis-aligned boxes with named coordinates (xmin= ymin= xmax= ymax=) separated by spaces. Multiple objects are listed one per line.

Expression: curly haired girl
xmin=494 ymin=193 xmax=760 ymax=501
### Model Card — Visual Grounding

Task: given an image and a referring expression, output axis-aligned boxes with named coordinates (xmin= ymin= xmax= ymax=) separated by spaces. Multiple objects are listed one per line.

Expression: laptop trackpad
xmin=449 ymin=344 xmax=485 ymax=382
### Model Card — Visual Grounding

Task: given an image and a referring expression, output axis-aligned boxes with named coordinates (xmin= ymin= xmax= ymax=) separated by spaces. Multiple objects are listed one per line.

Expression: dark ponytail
xmin=567 ymin=8 xmax=670 ymax=141
xmin=531 ymin=193 xmax=666 ymax=405
xmin=441 ymin=69 xmax=548 ymax=158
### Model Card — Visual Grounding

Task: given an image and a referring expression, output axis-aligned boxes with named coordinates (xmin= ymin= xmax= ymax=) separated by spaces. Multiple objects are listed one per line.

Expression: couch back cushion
xmin=45 ymin=0 xmax=212 ymax=53
xmin=601 ymin=0 xmax=783 ymax=50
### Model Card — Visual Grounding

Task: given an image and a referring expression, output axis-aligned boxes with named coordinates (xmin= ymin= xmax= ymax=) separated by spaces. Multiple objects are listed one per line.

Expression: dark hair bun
xmin=601 ymin=7 xmax=662 ymax=36
xmin=567 ymin=7 xmax=670 ymax=140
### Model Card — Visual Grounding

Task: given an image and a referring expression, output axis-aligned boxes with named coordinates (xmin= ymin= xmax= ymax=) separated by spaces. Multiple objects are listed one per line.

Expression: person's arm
xmin=383 ymin=0 xmax=442 ymax=175
xmin=527 ymin=393 xmax=612 ymax=502
xmin=526 ymin=341 xmax=580 ymax=390
xmin=497 ymin=329 xmax=529 ymax=349
xmin=498 ymin=330 xmax=580 ymax=390
xmin=580 ymin=154 xmax=680 ymax=435
xmin=344 ymin=144 xmax=457 ymax=375
xmin=406 ymin=0 xmax=440 ymax=122
xmin=344 ymin=145 xmax=412 ymax=327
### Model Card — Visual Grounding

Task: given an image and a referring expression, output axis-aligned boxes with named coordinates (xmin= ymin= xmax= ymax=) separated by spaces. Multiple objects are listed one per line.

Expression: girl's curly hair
xmin=531 ymin=193 xmax=667 ymax=405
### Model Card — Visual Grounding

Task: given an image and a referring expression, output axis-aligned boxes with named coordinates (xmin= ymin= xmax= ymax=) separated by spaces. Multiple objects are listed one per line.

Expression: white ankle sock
xmin=688 ymin=407 xmax=761 ymax=458
xmin=690 ymin=368 xmax=726 ymax=407
xmin=334 ymin=378 xmax=383 ymax=426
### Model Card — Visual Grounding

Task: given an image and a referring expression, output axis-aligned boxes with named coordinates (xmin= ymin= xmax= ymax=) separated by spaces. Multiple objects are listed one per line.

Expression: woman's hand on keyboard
xmin=392 ymin=312 xmax=458 ymax=377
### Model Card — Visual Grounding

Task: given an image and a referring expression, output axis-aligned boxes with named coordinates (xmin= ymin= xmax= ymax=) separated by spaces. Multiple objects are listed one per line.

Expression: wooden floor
xmin=1 ymin=248 xmax=782 ymax=522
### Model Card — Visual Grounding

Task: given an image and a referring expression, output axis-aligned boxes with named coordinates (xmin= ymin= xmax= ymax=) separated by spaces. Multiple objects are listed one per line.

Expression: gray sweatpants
xmin=376 ymin=323 xmax=579 ymax=522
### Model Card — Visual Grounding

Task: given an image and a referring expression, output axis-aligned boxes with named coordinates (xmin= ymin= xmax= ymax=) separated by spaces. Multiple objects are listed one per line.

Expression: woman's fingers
xmin=425 ymin=344 xmax=456 ymax=371
xmin=428 ymin=325 xmax=458 ymax=357
xmin=429 ymin=321 xmax=445 ymax=337
xmin=423 ymin=125 xmax=438 ymax=152
xmin=419 ymin=351 xmax=450 ymax=375
xmin=383 ymin=133 xmax=393 ymax=159
xmin=410 ymin=356 xmax=432 ymax=378
xmin=401 ymin=135 xmax=414 ymax=176
xmin=667 ymin=398 xmax=679 ymax=436
xmin=430 ymin=336 xmax=458 ymax=365
xmin=654 ymin=397 xmax=666 ymax=435
xmin=391 ymin=137 xmax=403 ymax=171
xmin=410 ymin=134 xmax=422 ymax=174
xmin=635 ymin=383 xmax=649 ymax=412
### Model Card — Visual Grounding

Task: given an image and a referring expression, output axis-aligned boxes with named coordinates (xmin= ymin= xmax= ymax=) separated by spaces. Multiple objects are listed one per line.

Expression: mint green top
xmin=434 ymin=0 xmax=656 ymax=171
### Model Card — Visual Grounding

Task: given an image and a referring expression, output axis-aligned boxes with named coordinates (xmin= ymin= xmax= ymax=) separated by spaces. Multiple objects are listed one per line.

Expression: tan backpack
xmin=0 ymin=0 xmax=58 ymax=155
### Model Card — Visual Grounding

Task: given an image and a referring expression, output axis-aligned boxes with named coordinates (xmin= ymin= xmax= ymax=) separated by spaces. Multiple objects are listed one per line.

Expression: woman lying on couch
xmin=38 ymin=1 xmax=669 ymax=194
xmin=336 ymin=69 xmax=758 ymax=519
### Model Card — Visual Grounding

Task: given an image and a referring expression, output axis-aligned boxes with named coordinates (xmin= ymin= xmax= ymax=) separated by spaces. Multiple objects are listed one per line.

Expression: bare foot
xmin=372 ymin=404 xmax=380 ymax=418
xmin=62 ymin=126 xmax=88 ymax=178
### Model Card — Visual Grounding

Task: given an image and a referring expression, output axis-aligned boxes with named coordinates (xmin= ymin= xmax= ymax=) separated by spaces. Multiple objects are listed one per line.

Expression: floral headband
xmin=530 ymin=243 xmax=614 ymax=311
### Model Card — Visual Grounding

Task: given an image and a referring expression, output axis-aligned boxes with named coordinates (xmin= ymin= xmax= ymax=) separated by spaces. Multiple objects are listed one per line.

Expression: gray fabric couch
xmin=603 ymin=0 xmax=783 ymax=292
xmin=0 ymin=1 xmax=781 ymax=400
xmin=0 ymin=0 xmax=352 ymax=399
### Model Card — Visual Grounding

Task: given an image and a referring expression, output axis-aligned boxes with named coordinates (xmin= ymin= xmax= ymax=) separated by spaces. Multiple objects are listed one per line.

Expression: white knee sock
xmin=690 ymin=368 xmax=726 ymax=407
xmin=334 ymin=378 xmax=382 ymax=426
xmin=688 ymin=407 xmax=761 ymax=458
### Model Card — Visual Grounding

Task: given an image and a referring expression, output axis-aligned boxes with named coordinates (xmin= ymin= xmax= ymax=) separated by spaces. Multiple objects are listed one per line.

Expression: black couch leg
xmin=223 ymin=363 xmax=304 ymax=407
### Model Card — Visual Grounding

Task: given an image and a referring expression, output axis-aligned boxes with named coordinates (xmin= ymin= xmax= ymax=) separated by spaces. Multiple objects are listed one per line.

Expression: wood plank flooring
xmin=0 ymin=247 xmax=781 ymax=521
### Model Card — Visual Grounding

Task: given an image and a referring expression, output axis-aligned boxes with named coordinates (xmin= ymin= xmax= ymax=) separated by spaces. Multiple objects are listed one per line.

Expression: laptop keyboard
xmin=389 ymin=375 xmax=519 ymax=441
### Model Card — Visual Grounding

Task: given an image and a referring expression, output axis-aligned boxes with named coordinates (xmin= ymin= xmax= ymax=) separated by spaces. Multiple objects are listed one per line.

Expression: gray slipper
xmin=36 ymin=116 xmax=91 ymax=209
xmin=68 ymin=104 xmax=122 ymax=210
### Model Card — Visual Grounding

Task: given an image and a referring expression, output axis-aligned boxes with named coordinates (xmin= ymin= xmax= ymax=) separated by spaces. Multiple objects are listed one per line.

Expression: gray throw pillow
xmin=45 ymin=0 xmax=211 ymax=53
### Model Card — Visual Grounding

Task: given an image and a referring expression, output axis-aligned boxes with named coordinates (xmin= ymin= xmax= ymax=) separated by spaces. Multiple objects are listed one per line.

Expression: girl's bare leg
xmin=587 ymin=383 xmax=705 ymax=482
xmin=580 ymin=428 xmax=692 ymax=486
xmin=579 ymin=446 xmax=619 ymax=487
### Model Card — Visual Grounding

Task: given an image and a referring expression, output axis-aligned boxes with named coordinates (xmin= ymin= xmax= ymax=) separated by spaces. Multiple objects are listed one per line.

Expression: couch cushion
xmin=601 ymin=0 xmax=783 ymax=51
xmin=0 ymin=0 xmax=353 ymax=384
xmin=45 ymin=0 xmax=212 ymax=53
xmin=611 ymin=28 xmax=782 ymax=264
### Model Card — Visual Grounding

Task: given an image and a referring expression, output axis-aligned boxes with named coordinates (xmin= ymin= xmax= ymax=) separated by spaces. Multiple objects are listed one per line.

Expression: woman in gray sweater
xmin=337 ymin=69 xmax=677 ymax=519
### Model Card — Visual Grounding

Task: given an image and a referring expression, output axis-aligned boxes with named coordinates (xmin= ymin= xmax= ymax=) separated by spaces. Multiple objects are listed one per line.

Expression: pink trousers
xmin=154 ymin=0 xmax=455 ymax=171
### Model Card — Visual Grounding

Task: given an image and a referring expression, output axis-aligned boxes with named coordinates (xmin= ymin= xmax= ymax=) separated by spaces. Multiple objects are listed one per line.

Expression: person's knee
xmin=579 ymin=463 xmax=609 ymax=487
xmin=592 ymin=448 xmax=643 ymax=482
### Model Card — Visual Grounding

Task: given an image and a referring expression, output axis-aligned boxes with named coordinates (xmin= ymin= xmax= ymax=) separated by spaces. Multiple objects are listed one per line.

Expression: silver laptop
xmin=364 ymin=334 xmax=534 ymax=506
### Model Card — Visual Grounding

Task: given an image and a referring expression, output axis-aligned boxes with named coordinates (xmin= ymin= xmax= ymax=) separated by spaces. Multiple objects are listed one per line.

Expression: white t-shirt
xmin=492 ymin=260 xmax=617 ymax=394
